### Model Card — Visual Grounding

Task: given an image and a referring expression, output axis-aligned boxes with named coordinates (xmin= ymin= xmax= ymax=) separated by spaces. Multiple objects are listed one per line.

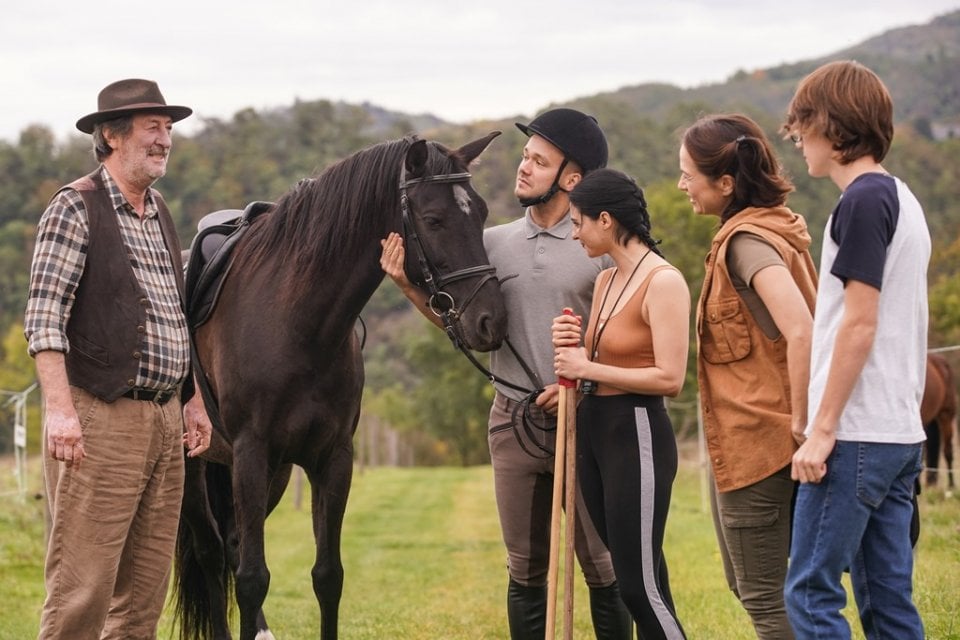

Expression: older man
xmin=25 ymin=78 xmax=211 ymax=639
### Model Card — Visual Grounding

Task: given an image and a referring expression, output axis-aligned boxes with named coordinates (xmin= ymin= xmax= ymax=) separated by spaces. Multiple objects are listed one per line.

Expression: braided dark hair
xmin=569 ymin=168 xmax=663 ymax=256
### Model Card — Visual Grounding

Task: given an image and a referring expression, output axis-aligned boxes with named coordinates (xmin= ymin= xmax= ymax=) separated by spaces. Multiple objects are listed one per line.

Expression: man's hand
xmin=380 ymin=232 xmax=412 ymax=289
xmin=46 ymin=407 xmax=86 ymax=468
xmin=535 ymin=384 xmax=561 ymax=416
xmin=183 ymin=393 xmax=212 ymax=458
xmin=791 ymin=427 xmax=835 ymax=483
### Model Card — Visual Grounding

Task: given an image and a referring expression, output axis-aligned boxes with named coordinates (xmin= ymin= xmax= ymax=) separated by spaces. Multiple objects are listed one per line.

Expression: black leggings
xmin=578 ymin=393 xmax=686 ymax=640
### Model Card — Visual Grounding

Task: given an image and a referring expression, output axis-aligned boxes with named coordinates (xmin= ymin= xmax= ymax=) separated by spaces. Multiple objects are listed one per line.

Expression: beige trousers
xmin=39 ymin=386 xmax=185 ymax=640
xmin=487 ymin=392 xmax=616 ymax=587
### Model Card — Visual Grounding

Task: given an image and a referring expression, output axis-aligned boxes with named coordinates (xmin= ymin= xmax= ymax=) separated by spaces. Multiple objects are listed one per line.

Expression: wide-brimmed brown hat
xmin=75 ymin=78 xmax=193 ymax=134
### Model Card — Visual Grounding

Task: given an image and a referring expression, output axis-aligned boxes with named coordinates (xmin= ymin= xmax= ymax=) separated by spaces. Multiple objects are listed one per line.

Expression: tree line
xmin=1 ymin=91 xmax=959 ymax=464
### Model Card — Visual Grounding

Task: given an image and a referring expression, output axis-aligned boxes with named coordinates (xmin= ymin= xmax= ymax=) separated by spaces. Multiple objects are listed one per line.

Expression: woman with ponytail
xmin=552 ymin=168 xmax=690 ymax=639
xmin=679 ymin=114 xmax=817 ymax=639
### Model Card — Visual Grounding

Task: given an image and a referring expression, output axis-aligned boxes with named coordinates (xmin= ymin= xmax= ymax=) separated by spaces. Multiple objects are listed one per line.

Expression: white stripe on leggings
xmin=635 ymin=406 xmax=685 ymax=640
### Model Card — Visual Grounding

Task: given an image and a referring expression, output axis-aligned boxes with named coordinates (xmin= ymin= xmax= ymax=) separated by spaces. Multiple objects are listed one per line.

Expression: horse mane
xmin=240 ymin=136 xmax=461 ymax=299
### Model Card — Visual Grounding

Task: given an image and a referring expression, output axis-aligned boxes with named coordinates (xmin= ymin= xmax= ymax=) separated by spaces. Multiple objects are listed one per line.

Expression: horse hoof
xmin=255 ymin=630 xmax=276 ymax=640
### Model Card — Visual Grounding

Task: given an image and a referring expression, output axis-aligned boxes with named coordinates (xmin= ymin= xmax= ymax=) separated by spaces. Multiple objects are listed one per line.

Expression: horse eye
xmin=423 ymin=216 xmax=443 ymax=230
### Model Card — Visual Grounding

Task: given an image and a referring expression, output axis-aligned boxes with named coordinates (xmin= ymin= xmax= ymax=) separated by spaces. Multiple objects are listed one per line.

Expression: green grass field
xmin=1 ymin=450 xmax=958 ymax=639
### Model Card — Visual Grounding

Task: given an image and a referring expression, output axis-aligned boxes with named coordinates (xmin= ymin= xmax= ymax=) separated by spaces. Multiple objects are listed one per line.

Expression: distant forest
xmin=2 ymin=10 xmax=959 ymax=463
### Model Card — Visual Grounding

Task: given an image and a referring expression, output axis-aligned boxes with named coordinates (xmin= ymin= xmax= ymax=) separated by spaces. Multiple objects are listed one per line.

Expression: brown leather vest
xmin=61 ymin=169 xmax=185 ymax=401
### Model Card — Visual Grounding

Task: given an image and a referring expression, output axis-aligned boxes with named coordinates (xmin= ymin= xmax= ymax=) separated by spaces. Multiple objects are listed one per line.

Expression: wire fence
xmin=928 ymin=344 xmax=960 ymax=354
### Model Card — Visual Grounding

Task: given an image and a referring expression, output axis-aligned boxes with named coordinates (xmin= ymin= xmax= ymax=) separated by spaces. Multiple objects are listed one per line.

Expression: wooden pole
xmin=562 ymin=386 xmax=577 ymax=639
xmin=545 ymin=384 xmax=567 ymax=639
xmin=547 ymin=307 xmax=579 ymax=640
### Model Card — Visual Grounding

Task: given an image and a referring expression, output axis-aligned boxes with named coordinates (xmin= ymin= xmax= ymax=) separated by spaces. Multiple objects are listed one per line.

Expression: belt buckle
xmin=151 ymin=388 xmax=166 ymax=403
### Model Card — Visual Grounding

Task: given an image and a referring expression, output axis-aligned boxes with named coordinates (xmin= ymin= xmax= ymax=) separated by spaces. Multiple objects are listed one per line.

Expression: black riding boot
xmin=507 ymin=578 xmax=546 ymax=640
xmin=589 ymin=582 xmax=634 ymax=639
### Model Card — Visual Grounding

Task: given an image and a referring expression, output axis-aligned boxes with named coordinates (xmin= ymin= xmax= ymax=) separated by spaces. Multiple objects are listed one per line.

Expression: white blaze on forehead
xmin=453 ymin=185 xmax=472 ymax=216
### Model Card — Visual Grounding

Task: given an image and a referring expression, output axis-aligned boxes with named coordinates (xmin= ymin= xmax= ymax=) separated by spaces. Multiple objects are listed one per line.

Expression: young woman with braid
xmin=552 ymin=168 xmax=689 ymax=639
xmin=679 ymin=113 xmax=818 ymax=639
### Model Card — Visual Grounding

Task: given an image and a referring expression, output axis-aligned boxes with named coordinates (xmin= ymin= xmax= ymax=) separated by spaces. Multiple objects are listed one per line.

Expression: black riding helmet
xmin=515 ymin=108 xmax=609 ymax=206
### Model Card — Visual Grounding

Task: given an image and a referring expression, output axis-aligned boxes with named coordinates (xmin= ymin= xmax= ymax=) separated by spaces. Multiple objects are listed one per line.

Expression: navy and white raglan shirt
xmin=807 ymin=173 xmax=930 ymax=443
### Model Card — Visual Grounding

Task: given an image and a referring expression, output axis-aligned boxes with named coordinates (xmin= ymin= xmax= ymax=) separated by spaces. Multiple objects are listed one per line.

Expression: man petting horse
xmin=381 ymin=108 xmax=631 ymax=639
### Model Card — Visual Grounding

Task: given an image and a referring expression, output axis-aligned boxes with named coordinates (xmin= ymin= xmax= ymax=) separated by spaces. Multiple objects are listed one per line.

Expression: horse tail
xmin=173 ymin=460 xmax=235 ymax=640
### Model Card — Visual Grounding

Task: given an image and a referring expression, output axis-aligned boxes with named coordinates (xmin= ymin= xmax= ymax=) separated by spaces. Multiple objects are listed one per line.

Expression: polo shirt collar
xmin=523 ymin=208 xmax=572 ymax=239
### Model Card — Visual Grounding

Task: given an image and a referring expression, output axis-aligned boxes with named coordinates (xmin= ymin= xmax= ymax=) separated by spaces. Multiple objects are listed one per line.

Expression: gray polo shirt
xmin=484 ymin=209 xmax=610 ymax=401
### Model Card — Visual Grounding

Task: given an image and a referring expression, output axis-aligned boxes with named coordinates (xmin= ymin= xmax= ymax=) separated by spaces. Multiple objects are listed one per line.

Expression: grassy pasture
xmin=1 ymin=447 xmax=958 ymax=639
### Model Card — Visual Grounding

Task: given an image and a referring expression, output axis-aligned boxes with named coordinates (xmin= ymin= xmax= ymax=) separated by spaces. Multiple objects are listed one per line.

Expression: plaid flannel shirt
xmin=24 ymin=166 xmax=190 ymax=389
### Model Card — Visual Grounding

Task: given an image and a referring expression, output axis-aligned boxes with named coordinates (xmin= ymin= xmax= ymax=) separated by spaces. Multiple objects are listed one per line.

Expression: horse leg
xmin=246 ymin=464 xmax=294 ymax=634
xmin=266 ymin=462 xmax=293 ymax=515
xmin=215 ymin=499 xmax=274 ymax=638
xmin=307 ymin=446 xmax=354 ymax=640
xmin=924 ymin=420 xmax=941 ymax=487
xmin=177 ymin=456 xmax=234 ymax=639
xmin=232 ymin=447 xmax=274 ymax=640
xmin=944 ymin=420 xmax=956 ymax=491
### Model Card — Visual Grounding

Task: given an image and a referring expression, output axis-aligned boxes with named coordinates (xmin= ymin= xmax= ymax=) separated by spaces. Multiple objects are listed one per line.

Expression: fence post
xmin=2 ymin=383 xmax=38 ymax=504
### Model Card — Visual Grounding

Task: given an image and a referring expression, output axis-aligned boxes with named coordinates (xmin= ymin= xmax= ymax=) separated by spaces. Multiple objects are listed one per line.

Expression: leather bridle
xmin=399 ymin=159 xmax=556 ymax=459
xmin=398 ymin=168 xmax=496 ymax=344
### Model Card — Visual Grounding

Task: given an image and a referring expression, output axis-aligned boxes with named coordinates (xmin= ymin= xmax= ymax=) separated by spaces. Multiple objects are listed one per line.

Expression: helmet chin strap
xmin=517 ymin=158 xmax=569 ymax=207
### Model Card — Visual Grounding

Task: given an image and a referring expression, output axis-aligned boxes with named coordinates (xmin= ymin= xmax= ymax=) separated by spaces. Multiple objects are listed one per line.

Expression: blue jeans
xmin=785 ymin=440 xmax=924 ymax=640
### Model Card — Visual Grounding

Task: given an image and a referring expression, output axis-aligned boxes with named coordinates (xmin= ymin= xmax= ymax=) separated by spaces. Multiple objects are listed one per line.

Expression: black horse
xmin=174 ymin=132 xmax=508 ymax=640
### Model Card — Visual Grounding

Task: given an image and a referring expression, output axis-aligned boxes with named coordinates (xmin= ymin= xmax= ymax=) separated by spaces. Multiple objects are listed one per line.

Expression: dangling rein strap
xmin=473 ymin=336 xmax=560 ymax=459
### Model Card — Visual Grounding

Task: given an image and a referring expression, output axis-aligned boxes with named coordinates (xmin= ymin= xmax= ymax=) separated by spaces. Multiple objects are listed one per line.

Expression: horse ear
xmin=455 ymin=131 xmax=502 ymax=166
xmin=405 ymin=139 xmax=430 ymax=179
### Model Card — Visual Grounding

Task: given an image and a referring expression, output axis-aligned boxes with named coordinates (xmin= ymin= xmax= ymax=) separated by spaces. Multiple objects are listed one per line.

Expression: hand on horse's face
xmin=380 ymin=232 xmax=411 ymax=287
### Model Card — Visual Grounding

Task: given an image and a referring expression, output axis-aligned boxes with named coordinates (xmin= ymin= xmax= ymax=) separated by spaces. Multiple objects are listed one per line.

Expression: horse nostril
xmin=477 ymin=313 xmax=496 ymax=343
xmin=477 ymin=312 xmax=506 ymax=349
xmin=476 ymin=313 xmax=490 ymax=335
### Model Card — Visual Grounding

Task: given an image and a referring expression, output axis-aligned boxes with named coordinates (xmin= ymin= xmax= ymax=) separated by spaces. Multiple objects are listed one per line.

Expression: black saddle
xmin=184 ymin=201 xmax=273 ymax=329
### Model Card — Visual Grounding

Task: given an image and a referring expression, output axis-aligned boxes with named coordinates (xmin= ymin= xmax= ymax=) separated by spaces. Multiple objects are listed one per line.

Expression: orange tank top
xmin=584 ymin=265 xmax=677 ymax=396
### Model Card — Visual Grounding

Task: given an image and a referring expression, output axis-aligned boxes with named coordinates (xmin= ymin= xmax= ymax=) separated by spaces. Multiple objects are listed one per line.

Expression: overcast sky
xmin=2 ymin=0 xmax=958 ymax=143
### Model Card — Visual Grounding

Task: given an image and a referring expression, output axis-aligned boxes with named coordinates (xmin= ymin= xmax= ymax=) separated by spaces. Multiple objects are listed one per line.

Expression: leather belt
xmin=122 ymin=386 xmax=177 ymax=405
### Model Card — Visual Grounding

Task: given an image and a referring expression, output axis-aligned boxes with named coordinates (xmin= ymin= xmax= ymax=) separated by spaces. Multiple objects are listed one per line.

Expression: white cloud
xmin=1 ymin=0 xmax=957 ymax=142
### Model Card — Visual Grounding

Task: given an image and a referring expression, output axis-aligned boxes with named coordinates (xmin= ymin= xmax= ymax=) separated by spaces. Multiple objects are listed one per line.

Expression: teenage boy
xmin=783 ymin=60 xmax=928 ymax=639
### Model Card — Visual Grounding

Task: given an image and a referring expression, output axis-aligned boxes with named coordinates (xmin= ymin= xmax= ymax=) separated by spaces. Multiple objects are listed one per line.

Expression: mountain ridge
xmin=553 ymin=9 xmax=960 ymax=127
